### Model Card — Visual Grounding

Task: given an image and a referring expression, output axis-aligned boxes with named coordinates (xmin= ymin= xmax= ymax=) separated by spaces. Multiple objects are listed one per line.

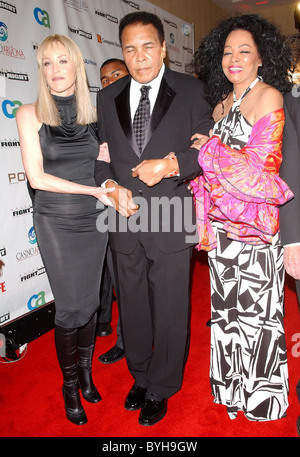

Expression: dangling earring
xmin=221 ymin=101 xmax=225 ymax=116
xmin=258 ymin=63 xmax=262 ymax=77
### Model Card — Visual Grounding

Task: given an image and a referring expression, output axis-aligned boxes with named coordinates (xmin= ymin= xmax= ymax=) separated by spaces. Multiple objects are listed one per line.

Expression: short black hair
xmin=119 ymin=11 xmax=165 ymax=45
xmin=100 ymin=58 xmax=126 ymax=70
xmin=191 ymin=14 xmax=295 ymax=107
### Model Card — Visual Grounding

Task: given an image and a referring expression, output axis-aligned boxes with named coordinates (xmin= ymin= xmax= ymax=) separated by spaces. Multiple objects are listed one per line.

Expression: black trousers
xmin=294 ymin=280 xmax=300 ymax=405
xmin=112 ymin=232 xmax=192 ymax=399
xmin=98 ymin=245 xmax=123 ymax=349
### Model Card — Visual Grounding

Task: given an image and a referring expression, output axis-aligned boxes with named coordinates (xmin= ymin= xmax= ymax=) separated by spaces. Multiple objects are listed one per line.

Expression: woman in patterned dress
xmin=190 ymin=14 xmax=294 ymax=421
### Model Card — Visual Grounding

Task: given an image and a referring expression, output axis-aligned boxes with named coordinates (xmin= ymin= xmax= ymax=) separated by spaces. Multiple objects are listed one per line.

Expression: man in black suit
xmin=279 ymin=88 xmax=300 ymax=437
xmin=95 ymin=11 xmax=213 ymax=426
xmin=97 ymin=59 xmax=128 ymax=364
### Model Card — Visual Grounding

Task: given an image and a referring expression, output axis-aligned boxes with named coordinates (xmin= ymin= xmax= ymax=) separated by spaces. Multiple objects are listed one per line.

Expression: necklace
xmin=233 ymin=77 xmax=260 ymax=104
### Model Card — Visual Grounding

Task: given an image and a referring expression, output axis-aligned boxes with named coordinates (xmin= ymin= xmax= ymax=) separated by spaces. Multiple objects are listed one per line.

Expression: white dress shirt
xmin=130 ymin=64 xmax=165 ymax=121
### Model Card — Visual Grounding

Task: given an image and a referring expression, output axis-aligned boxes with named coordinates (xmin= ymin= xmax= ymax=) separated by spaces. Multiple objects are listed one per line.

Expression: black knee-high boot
xmin=77 ymin=314 xmax=101 ymax=403
xmin=54 ymin=325 xmax=87 ymax=425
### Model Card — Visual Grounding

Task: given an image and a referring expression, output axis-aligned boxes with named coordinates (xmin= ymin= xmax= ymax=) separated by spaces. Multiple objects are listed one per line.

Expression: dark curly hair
xmin=119 ymin=11 xmax=165 ymax=45
xmin=191 ymin=14 xmax=295 ymax=108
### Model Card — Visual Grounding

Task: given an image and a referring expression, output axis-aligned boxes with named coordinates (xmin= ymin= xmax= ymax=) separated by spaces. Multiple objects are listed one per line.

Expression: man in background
xmin=97 ymin=59 xmax=128 ymax=364
xmin=100 ymin=58 xmax=128 ymax=89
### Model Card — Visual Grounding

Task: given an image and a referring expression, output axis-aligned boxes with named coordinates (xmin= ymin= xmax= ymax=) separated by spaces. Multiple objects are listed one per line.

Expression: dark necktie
xmin=133 ymin=85 xmax=151 ymax=154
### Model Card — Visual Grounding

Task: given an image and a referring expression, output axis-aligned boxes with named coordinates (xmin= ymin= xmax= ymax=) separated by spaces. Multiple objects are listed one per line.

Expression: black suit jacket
xmin=95 ymin=66 xmax=214 ymax=254
xmin=280 ymin=90 xmax=300 ymax=245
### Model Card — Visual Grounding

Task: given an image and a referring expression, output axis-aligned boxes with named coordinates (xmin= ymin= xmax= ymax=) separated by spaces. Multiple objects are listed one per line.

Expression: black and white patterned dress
xmin=208 ymin=79 xmax=289 ymax=421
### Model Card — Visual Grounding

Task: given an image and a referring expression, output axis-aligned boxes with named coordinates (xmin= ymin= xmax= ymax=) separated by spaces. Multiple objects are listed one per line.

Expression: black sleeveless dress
xmin=33 ymin=94 xmax=108 ymax=328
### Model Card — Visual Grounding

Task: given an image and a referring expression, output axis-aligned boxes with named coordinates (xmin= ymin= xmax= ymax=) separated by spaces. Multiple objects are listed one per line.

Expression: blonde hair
xmin=36 ymin=34 xmax=96 ymax=126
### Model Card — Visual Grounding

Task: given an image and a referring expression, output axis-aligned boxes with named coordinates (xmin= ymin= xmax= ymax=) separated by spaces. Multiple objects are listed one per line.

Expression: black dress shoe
xmin=98 ymin=345 xmax=125 ymax=364
xmin=138 ymin=398 xmax=167 ymax=426
xmin=124 ymin=385 xmax=147 ymax=411
xmin=297 ymin=415 xmax=300 ymax=437
xmin=97 ymin=322 xmax=112 ymax=337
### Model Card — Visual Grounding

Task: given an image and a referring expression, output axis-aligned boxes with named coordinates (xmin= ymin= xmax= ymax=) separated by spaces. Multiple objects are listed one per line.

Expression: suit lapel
xmin=115 ymin=80 xmax=140 ymax=156
xmin=115 ymin=69 xmax=176 ymax=157
xmin=143 ymin=73 xmax=176 ymax=154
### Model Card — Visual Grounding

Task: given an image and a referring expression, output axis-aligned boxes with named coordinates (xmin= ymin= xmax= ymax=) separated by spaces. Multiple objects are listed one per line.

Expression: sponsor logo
xmin=8 ymin=171 xmax=26 ymax=184
xmin=96 ymin=34 xmax=121 ymax=48
xmin=33 ymin=7 xmax=50 ymax=28
xmin=182 ymin=46 xmax=193 ymax=54
xmin=27 ymin=291 xmax=46 ymax=311
xmin=120 ymin=0 xmax=140 ymax=10
xmin=0 ymin=43 xmax=25 ymax=59
xmin=95 ymin=10 xmax=118 ymax=24
xmin=0 ymin=312 xmax=9 ymax=324
xmin=167 ymin=43 xmax=180 ymax=54
xmin=16 ymin=246 xmax=40 ymax=262
xmin=89 ymin=85 xmax=100 ymax=93
xmin=28 ymin=226 xmax=37 ymax=245
xmin=0 ymin=281 xmax=6 ymax=293
xmin=168 ymin=59 xmax=182 ymax=68
xmin=182 ymin=24 xmax=191 ymax=37
xmin=84 ymin=58 xmax=97 ymax=66
xmin=2 ymin=99 xmax=22 ymax=118
xmin=0 ymin=70 xmax=29 ymax=81
xmin=20 ymin=266 xmax=46 ymax=283
xmin=12 ymin=206 xmax=33 ymax=217
xmin=164 ymin=19 xmax=177 ymax=29
xmin=68 ymin=25 xmax=92 ymax=39
xmin=1 ymin=139 xmax=20 ymax=148
xmin=0 ymin=1 xmax=17 ymax=14
xmin=0 ymin=248 xmax=6 ymax=257
xmin=0 ymin=22 xmax=8 ymax=41
xmin=64 ymin=0 xmax=88 ymax=12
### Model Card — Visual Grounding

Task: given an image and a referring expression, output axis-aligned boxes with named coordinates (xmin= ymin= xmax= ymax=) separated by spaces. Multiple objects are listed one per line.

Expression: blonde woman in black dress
xmin=16 ymin=35 xmax=114 ymax=425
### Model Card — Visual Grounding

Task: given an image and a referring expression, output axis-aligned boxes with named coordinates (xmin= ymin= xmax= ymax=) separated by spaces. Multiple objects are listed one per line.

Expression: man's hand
xmin=190 ymin=130 xmax=213 ymax=150
xmin=132 ymin=156 xmax=179 ymax=187
xmin=105 ymin=181 xmax=139 ymax=217
xmin=283 ymin=245 xmax=300 ymax=281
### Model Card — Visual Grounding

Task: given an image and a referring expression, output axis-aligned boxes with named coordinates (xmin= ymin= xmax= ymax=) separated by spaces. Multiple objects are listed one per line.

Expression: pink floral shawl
xmin=190 ymin=108 xmax=293 ymax=251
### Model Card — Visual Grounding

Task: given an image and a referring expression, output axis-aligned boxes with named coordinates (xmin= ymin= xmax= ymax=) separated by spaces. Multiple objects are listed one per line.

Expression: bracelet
xmin=164 ymin=153 xmax=179 ymax=178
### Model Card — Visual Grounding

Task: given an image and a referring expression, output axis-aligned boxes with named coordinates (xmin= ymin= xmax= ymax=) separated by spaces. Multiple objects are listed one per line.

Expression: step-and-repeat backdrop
xmin=0 ymin=0 xmax=194 ymax=326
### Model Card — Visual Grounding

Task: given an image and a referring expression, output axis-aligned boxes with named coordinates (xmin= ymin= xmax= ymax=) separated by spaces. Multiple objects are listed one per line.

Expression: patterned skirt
xmin=208 ymin=224 xmax=289 ymax=421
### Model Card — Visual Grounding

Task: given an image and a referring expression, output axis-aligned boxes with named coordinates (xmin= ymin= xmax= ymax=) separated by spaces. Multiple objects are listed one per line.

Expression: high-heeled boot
xmin=77 ymin=314 xmax=101 ymax=403
xmin=54 ymin=325 xmax=87 ymax=425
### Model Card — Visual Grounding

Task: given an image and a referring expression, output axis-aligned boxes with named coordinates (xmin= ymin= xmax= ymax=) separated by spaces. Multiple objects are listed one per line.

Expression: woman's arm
xmin=16 ymin=104 xmax=114 ymax=205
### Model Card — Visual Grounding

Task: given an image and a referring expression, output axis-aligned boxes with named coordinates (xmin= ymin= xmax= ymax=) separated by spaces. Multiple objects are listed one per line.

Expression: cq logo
xmin=2 ymin=99 xmax=22 ymax=118
xmin=28 ymin=226 xmax=37 ymax=245
xmin=0 ymin=22 xmax=8 ymax=42
xmin=27 ymin=291 xmax=46 ymax=311
xmin=34 ymin=7 xmax=50 ymax=28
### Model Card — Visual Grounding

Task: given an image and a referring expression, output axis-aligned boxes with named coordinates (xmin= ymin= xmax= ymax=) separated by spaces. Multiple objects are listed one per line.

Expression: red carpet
xmin=0 ymin=251 xmax=299 ymax=439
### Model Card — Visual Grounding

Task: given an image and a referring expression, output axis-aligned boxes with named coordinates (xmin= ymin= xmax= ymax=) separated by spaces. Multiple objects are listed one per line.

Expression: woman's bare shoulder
xmin=253 ymin=84 xmax=283 ymax=123
xmin=15 ymin=103 xmax=41 ymax=130
xmin=16 ymin=102 xmax=37 ymax=118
